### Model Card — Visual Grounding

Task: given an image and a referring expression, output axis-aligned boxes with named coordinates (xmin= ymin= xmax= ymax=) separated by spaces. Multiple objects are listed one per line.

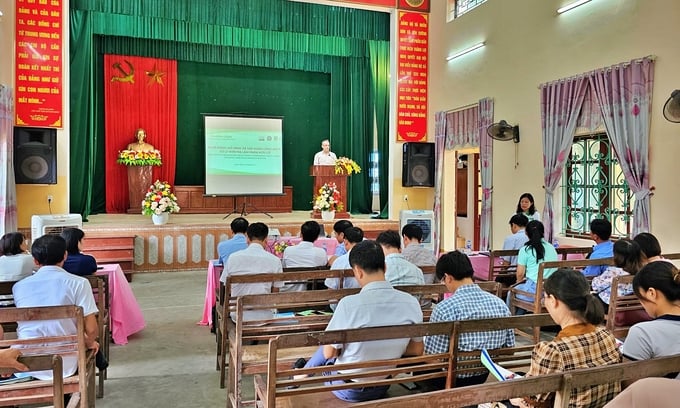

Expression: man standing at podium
xmin=313 ymin=139 xmax=337 ymax=165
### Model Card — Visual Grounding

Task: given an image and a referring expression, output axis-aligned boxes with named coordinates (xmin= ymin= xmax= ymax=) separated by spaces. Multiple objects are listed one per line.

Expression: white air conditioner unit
xmin=400 ymin=210 xmax=434 ymax=252
xmin=31 ymin=214 xmax=83 ymax=242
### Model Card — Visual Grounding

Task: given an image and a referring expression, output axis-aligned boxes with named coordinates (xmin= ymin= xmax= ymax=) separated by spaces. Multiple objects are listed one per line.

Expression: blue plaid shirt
xmin=425 ymin=284 xmax=515 ymax=376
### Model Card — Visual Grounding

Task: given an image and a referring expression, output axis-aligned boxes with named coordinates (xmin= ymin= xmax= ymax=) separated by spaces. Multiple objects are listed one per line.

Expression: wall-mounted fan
xmin=487 ymin=120 xmax=521 ymax=167
xmin=663 ymin=90 xmax=680 ymax=123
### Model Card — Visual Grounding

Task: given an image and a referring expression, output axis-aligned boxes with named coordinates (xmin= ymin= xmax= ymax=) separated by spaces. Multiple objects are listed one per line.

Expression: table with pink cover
xmin=97 ymin=264 xmax=146 ymax=345
xmin=198 ymin=237 xmax=338 ymax=326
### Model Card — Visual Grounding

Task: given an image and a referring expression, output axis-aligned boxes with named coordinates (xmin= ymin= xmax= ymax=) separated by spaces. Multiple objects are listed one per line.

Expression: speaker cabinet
xmin=402 ymin=142 xmax=434 ymax=187
xmin=14 ymin=127 xmax=57 ymax=184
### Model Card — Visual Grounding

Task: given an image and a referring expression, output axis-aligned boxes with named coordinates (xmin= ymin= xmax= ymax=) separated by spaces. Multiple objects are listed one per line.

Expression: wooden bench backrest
xmin=255 ymin=321 xmax=456 ymax=408
xmin=510 ymin=258 xmax=614 ymax=342
xmin=0 ymin=306 xmax=94 ymax=408
xmin=0 ymin=354 xmax=65 ymax=408
xmin=353 ymin=354 xmax=680 ymax=408
xmin=555 ymin=246 xmax=592 ymax=260
xmin=85 ymin=274 xmax=109 ymax=398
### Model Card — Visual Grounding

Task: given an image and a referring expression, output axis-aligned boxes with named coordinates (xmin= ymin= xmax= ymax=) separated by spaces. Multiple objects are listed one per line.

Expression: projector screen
xmin=204 ymin=115 xmax=284 ymax=196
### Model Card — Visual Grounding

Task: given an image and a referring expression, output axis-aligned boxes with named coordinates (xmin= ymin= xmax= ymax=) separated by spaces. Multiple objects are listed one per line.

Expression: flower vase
xmin=152 ymin=213 xmax=169 ymax=225
xmin=321 ymin=210 xmax=335 ymax=221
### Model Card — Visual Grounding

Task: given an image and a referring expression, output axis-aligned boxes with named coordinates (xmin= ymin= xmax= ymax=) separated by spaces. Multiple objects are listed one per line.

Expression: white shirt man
xmin=313 ymin=139 xmax=337 ymax=165
xmin=282 ymin=221 xmax=328 ymax=291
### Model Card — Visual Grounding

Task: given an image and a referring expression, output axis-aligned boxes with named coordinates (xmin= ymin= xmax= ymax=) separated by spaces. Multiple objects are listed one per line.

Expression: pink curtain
xmin=540 ymin=77 xmax=589 ymax=241
xmin=432 ymin=111 xmax=447 ymax=257
xmin=588 ymin=57 xmax=654 ymax=235
xmin=0 ymin=86 xmax=17 ymax=235
xmin=478 ymin=98 xmax=494 ymax=250
xmin=445 ymin=106 xmax=479 ymax=149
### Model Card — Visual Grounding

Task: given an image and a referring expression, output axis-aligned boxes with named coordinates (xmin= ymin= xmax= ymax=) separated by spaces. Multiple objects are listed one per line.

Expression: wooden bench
xmin=353 ymin=354 xmax=680 ymax=408
xmin=0 ymin=354 xmax=66 ymax=408
xmin=81 ymin=234 xmax=136 ymax=281
xmin=227 ymin=284 xmax=452 ymax=406
xmin=0 ymin=305 xmax=96 ymax=408
xmin=85 ymin=274 xmax=110 ymax=398
xmin=509 ymin=258 xmax=614 ymax=342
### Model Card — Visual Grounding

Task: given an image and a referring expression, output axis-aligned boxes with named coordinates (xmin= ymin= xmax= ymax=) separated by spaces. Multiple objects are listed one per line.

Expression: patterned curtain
xmin=0 ymin=86 xmax=18 ymax=234
xmin=445 ymin=105 xmax=478 ymax=149
xmin=432 ymin=111 xmax=447 ymax=257
xmin=540 ymin=77 xmax=589 ymax=242
xmin=588 ymin=57 xmax=655 ymax=235
xmin=575 ymin=85 xmax=604 ymax=132
xmin=478 ymin=97 xmax=494 ymax=250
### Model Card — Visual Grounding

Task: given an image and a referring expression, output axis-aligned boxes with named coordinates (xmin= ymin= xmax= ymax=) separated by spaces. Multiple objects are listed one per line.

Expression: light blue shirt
xmin=517 ymin=240 xmax=559 ymax=283
xmin=325 ymin=251 xmax=359 ymax=290
xmin=501 ymin=229 xmax=528 ymax=264
xmin=218 ymin=233 xmax=248 ymax=283
xmin=384 ymin=253 xmax=424 ymax=286
xmin=583 ymin=240 xmax=613 ymax=277
xmin=334 ymin=242 xmax=347 ymax=257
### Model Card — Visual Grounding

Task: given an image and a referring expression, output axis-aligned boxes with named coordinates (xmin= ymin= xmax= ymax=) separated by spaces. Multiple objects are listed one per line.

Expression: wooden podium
xmin=310 ymin=165 xmax=350 ymax=219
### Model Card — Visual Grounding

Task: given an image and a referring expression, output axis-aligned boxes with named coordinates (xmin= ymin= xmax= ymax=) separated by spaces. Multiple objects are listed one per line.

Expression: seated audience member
xmin=281 ymin=221 xmax=328 ymax=292
xmin=327 ymin=220 xmax=353 ymax=266
xmin=296 ymin=240 xmax=423 ymax=403
xmin=591 ymin=238 xmax=644 ymax=312
xmin=633 ymin=232 xmax=664 ymax=263
xmin=622 ymin=261 xmax=680 ymax=379
xmin=515 ymin=193 xmax=541 ymax=222
xmin=375 ymin=230 xmax=424 ymax=286
xmin=582 ymin=218 xmax=614 ymax=277
xmin=325 ymin=227 xmax=363 ymax=290
xmin=507 ymin=220 xmax=558 ymax=313
xmin=60 ymin=228 xmax=97 ymax=276
xmin=401 ymin=223 xmax=437 ymax=283
xmin=424 ymin=251 xmax=514 ymax=388
xmin=603 ymin=377 xmax=680 ymax=408
xmin=0 ymin=232 xmax=34 ymax=281
xmin=501 ymin=214 xmax=529 ymax=265
xmin=12 ymin=235 xmax=100 ymax=380
xmin=224 ymin=222 xmax=283 ymax=322
xmin=218 ymin=217 xmax=249 ymax=283
xmin=511 ymin=268 xmax=621 ymax=408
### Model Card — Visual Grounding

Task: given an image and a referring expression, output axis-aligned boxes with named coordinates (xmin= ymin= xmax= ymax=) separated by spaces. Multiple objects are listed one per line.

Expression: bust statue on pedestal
xmin=125 ymin=128 xmax=155 ymax=213
xmin=127 ymin=128 xmax=155 ymax=152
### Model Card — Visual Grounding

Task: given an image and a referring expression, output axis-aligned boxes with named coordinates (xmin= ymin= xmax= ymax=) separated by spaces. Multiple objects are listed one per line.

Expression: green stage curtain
xmin=69 ymin=0 xmax=389 ymax=215
xmin=369 ymin=41 xmax=391 ymax=219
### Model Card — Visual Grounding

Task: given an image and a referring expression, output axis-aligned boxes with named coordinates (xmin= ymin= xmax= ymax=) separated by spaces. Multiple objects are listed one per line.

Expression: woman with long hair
xmin=622 ymin=261 xmax=680 ymax=378
xmin=512 ymin=268 xmax=621 ymax=408
xmin=0 ymin=232 xmax=34 ymax=281
xmin=508 ymin=220 xmax=558 ymax=312
xmin=60 ymin=228 xmax=97 ymax=276
xmin=515 ymin=193 xmax=541 ymax=222
xmin=591 ymin=238 xmax=644 ymax=311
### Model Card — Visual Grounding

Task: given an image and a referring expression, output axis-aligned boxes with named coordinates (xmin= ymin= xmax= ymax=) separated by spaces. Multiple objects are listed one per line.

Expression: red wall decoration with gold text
xmin=396 ymin=12 xmax=428 ymax=142
xmin=15 ymin=0 xmax=63 ymax=128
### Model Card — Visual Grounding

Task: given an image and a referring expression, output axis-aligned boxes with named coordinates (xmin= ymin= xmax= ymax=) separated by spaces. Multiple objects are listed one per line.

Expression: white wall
xmin=429 ymin=0 xmax=680 ymax=252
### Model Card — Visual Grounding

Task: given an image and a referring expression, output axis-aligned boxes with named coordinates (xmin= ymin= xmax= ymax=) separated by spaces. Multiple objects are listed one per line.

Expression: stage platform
xmin=81 ymin=212 xmax=398 ymax=273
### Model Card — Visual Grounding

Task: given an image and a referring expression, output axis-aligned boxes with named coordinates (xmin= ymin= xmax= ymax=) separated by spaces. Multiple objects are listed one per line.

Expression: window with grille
xmin=561 ymin=133 xmax=634 ymax=238
xmin=447 ymin=0 xmax=487 ymax=21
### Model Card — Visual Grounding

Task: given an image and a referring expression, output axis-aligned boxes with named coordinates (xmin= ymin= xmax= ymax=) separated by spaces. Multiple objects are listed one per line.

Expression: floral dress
xmin=590 ymin=266 xmax=632 ymax=305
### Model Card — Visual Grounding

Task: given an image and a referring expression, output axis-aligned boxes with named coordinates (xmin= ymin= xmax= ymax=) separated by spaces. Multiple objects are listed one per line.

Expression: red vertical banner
xmin=396 ymin=12 xmax=428 ymax=142
xmin=104 ymin=55 xmax=178 ymax=213
xmin=15 ymin=0 xmax=63 ymax=128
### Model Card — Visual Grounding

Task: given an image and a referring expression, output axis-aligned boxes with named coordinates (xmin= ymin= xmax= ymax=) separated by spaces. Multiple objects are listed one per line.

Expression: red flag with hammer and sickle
xmin=104 ymin=54 xmax=177 ymax=213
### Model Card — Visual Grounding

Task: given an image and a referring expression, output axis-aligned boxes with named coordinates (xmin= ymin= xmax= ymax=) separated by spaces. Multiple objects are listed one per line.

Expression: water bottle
xmin=553 ymin=239 xmax=559 ymax=248
xmin=465 ymin=240 xmax=472 ymax=254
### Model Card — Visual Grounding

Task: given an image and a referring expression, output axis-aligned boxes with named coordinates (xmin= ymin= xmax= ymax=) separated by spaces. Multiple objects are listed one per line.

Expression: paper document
xmin=481 ymin=349 xmax=522 ymax=381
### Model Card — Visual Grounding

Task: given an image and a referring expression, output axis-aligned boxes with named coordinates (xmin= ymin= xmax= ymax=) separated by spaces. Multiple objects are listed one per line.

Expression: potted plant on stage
xmin=313 ymin=182 xmax=343 ymax=221
xmin=142 ymin=180 xmax=180 ymax=225
xmin=117 ymin=148 xmax=162 ymax=212
xmin=334 ymin=157 xmax=361 ymax=176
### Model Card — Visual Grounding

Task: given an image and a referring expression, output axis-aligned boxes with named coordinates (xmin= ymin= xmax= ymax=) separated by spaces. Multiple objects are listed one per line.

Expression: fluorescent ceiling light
xmin=446 ymin=42 xmax=485 ymax=61
xmin=557 ymin=0 xmax=592 ymax=14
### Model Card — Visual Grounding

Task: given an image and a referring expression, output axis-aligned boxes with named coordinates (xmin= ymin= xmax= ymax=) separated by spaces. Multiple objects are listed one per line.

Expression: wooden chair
xmin=85 ymin=274 xmax=110 ymax=398
xmin=0 ymin=305 xmax=96 ymax=408
xmin=509 ymin=258 xmax=614 ymax=342
xmin=253 ymin=321 xmax=457 ymax=408
xmin=0 ymin=354 xmax=65 ymax=408
xmin=0 ymin=281 xmax=18 ymax=334
xmin=555 ymin=246 xmax=592 ymax=260
xmin=352 ymin=354 xmax=680 ymax=408
xmin=476 ymin=281 xmax=503 ymax=298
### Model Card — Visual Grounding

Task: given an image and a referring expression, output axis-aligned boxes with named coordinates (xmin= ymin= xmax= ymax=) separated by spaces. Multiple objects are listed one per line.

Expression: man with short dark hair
xmin=298 ymin=240 xmax=423 ymax=402
xmin=224 ymin=222 xmax=283 ymax=321
xmin=424 ymin=251 xmax=514 ymax=388
xmin=401 ymin=223 xmax=437 ymax=283
xmin=583 ymin=218 xmax=614 ymax=277
xmin=327 ymin=220 xmax=353 ymax=266
xmin=325 ymin=227 xmax=364 ymax=290
xmin=375 ymin=230 xmax=424 ymax=286
xmin=12 ymin=235 xmax=100 ymax=380
xmin=218 ymin=217 xmax=249 ymax=283
xmin=501 ymin=214 xmax=529 ymax=265
xmin=281 ymin=221 xmax=328 ymax=291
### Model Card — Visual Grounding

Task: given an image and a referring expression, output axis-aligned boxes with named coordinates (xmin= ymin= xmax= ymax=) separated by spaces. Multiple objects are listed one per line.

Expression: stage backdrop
xmin=103 ymin=55 xmax=177 ymax=213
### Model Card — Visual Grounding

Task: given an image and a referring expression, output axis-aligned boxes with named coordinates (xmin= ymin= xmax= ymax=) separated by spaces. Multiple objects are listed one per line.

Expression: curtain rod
xmin=538 ymin=55 xmax=656 ymax=89
xmin=445 ymin=102 xmax=478 ymax=113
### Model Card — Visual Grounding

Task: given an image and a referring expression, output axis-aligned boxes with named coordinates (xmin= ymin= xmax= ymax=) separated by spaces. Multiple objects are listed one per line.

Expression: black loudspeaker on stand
xmin=14 ymin=127 xmax=57 ymax=184
xmin=402 ymin=142 xmax=435 ymax=187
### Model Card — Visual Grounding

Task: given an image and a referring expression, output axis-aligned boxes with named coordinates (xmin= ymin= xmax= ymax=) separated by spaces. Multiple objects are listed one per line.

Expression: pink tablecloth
xmin=97 ymin=264 xmax=146 ymax=345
